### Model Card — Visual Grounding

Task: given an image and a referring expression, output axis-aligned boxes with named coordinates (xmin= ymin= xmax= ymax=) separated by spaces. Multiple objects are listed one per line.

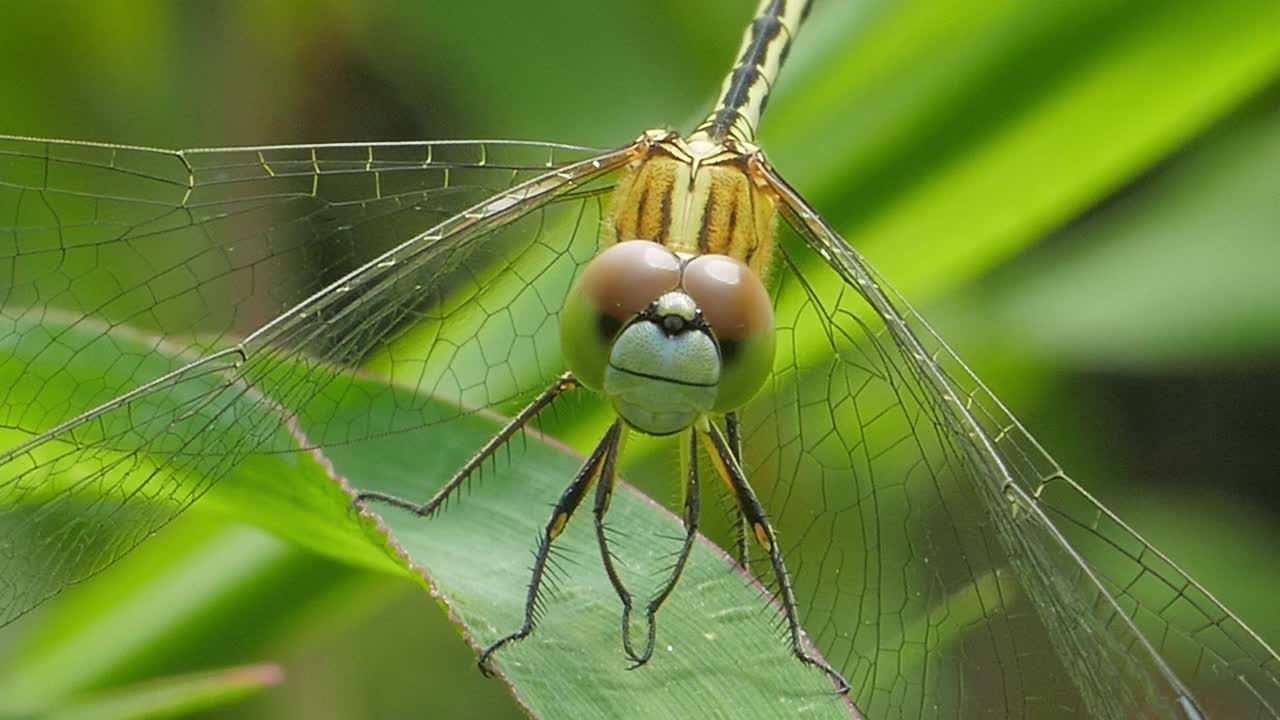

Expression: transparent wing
xmin=746 ymin=162 xmax=1280 ymax=719
xmin=0 ymin=135 xmax=634 ymax=626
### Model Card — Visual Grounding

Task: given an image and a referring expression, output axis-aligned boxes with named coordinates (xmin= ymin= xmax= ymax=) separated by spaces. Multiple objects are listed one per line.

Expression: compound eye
xmin=580 ymin=240 xmax=682 ymax=321
xmin=681 ymin=254 xmax=775 ymax=413
xmin=681 ymin=254 xmax=773 ymax=341
xmin=561 ymin=240 xmax=681 ymax=391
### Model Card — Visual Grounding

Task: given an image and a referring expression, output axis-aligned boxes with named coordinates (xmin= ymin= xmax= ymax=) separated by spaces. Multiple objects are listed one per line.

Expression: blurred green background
xmin=1 ymin=1 xmax=1277 ymax=718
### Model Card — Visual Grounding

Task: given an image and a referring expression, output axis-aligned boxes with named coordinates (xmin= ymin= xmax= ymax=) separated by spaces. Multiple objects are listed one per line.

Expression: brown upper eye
xmin=580 ymin=240 xmax=682 ymax=320
xmin=681 ymin=254 xmax=773 ymax=341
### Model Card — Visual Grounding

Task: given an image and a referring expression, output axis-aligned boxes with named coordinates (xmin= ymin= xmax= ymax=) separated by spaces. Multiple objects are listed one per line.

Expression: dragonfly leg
xmin=477 ymin=421 xmax=622 ymax=676
xmin=618 ymin=428 xmax=701 ymax=667
xmin=702 ymin=421 xmax=851 ymax=696
xmin=591 ymin=423 xmax=638 ymax=661
xmin=352 ymin=372 xmax=579 ymax=516
xmin=724 ymin=412 xmax=750 ymax=569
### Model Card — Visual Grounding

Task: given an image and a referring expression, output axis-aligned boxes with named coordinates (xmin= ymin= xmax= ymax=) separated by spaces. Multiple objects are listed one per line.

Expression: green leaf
xmin=32 ymin=664 xmax=282 ymax=720
xmin=2 ymin=317 xmax=857 ymax=719
xmin=975 ymin=94 xmax=1280 ymax=369
xmin=0 ymin=519 xmax=365 ymax=711
xmin=765 ymin=0 xmax=1280 ymax=303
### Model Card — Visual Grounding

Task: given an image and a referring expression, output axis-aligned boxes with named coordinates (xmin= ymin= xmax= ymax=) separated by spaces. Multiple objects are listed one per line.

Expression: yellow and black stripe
xmin=690 ymin=0 xmax=812 ymax=144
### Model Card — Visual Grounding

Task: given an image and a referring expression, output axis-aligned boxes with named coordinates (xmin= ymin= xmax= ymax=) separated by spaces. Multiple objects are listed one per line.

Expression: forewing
xmin=0 ymin=136 xmax=632 ymax=626
xmin=743 ymin=162 xmax=1280 ymax=719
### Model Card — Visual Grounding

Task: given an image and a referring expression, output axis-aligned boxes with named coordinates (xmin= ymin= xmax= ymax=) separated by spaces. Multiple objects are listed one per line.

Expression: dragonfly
xmin=2 ymin=1 xmax=1278 ymax=718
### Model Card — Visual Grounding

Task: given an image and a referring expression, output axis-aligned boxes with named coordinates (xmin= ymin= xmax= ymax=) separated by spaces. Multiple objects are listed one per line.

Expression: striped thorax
xmin=606 ymin=130 xmax=777 ymax=278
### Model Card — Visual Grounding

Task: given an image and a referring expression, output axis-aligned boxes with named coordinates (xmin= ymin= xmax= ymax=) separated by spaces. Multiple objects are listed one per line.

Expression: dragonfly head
xmin=561 ymin=240 xmax=775 ymax=435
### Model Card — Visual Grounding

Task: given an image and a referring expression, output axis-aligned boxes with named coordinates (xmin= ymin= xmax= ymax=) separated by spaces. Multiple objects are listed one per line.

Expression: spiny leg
xmin=701 ymin=420 xmax=850 ymax=695
xmin=623 ymin=428 xmax=701 ymax=667
xmin=477 ymin=421 xmax=623 ymax=676
xmin=724 ymin=412 xmax=750 ymax=569
xmin=591 ymin=422 xmax=634 ymax=659
xmin=353 ymin=372 xmax=579 ymax=516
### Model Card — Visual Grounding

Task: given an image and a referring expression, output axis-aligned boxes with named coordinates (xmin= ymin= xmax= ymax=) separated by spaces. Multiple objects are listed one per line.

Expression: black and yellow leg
xmin=724 ymin=412 xmax=750 ymax=569
xmin=701 ymin=420 xmax=851 ymax=696
xmin=592 ymin=422 xmax=634 ymax=660
xmin=353 ymin=372 xmax=579 ymax=516
xmin=621 ymin=428 xmax=702 ymax=667
xmin=477 ymin=420 xmax=623 ymax=676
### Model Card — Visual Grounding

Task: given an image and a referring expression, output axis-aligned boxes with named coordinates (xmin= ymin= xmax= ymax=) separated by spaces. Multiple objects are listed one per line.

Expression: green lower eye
xmin=712 ymin=330 xmax=775 ymax=413
xmin=560 ymin=282 xmax=612 ymax=390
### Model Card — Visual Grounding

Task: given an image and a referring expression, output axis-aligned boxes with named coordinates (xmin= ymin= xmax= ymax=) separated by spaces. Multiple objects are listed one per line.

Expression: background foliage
xmin=1 ymin=1 xmax=1277 ymax=718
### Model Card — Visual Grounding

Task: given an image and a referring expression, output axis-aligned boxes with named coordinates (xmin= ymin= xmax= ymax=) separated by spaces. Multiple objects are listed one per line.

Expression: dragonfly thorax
xmin=606 ymin=130 xmax=778 ymax=279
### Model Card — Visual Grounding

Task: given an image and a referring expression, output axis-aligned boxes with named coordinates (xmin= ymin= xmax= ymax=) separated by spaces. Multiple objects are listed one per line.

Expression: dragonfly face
xmin=562 ymin=238 xmax=776 ymax=435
